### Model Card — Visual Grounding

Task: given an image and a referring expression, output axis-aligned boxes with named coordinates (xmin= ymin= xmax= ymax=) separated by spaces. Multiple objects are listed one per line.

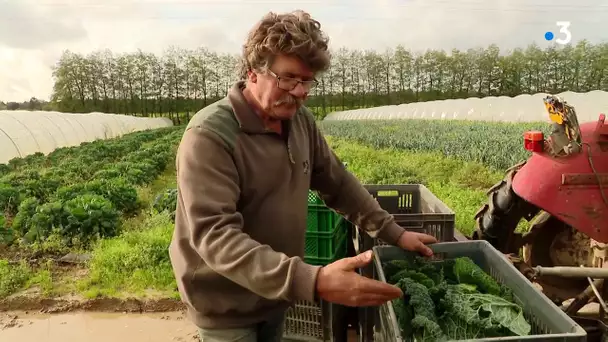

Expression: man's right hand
xmin=315 ymin=250 xmax=403 ymax=307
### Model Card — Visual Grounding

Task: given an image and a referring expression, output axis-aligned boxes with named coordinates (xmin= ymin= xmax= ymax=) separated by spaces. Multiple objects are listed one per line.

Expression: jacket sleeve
xmin=176 ymin=126 xmax=321 ymax=302
xmin=307 ymin=115 xmax=406 ymax=246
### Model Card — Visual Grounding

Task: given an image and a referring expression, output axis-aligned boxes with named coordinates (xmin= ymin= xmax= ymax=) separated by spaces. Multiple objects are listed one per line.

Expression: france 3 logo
xmin=544 ymin=21 xmax=572 ymax=45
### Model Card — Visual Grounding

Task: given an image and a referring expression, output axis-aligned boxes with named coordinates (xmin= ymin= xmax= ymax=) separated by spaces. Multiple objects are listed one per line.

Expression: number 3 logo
xmin=555 ymin=21 xmax=572 ymax=45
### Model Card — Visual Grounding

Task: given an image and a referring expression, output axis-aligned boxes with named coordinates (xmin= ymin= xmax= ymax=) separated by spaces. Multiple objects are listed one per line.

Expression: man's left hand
xmin=397 ymin=231 xmax=438 ymax=257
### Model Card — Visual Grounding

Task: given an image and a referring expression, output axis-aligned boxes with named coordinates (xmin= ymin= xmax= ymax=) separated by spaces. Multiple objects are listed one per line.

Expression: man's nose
xmin=290 ymin=83 xmax=309 ymax=98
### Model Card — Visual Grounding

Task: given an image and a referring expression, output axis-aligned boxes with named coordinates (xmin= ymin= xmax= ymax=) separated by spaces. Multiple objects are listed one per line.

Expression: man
xmin=169 ymin=10 xmax=438 ymax=342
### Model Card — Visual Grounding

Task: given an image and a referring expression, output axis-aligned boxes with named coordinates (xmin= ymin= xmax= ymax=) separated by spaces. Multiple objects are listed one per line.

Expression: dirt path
xmin=0 ymin=296 xmax=360 ymax=341
xmin=0 ymin=311 xmax=199 ymax=342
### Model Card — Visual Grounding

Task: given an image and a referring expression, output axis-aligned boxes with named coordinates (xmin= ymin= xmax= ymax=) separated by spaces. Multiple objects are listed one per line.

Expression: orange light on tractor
xmin=524 ymin=131 xmax=544 ymax=152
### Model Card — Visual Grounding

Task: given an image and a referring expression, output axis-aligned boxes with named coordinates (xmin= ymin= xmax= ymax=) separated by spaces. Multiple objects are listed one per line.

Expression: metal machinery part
xmin=521 ymin=214 xmax=603 ymax=302
xmin=473 ymin=94 xmax=608 ymax=306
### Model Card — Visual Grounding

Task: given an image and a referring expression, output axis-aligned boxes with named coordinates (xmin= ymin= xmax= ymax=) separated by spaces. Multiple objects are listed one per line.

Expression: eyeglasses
xmin=267 ymin=69 xmax=318 ymax=92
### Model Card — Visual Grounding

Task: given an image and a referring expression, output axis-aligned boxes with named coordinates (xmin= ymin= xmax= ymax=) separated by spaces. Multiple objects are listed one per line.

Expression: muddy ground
xmin=0 ymin=310 xmax=199 ymax=341
xmin=0 ymin=295 xmax=360 ymax=341
xmin=0 ymin=293 xmax=184 ymax=313
xmin=0 ymin=292 xmax=194 ymax=341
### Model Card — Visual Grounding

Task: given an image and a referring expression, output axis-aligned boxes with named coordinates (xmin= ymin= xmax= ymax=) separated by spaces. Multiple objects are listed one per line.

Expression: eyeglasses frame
xmin=266 ymin=69 xmax=318 ymax=92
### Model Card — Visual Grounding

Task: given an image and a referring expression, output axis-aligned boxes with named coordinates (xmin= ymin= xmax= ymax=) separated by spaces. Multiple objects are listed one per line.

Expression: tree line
xmin=7 ymin=40 xmax=608 ymax=122
xmin=0 ymin=98 xmax=49 ymax=111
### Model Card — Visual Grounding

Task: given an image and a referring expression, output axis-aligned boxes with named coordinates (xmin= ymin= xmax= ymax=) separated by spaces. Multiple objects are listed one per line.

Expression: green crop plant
xmin=319 ymin=119 xmax=550 ymax=172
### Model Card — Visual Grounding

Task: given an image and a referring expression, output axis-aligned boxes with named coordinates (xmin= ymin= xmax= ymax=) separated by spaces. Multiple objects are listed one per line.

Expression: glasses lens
xmin=279 ymin=78 xmax=298 ymax=90
xmin=277 ymin=77 xmax=317 ymax=91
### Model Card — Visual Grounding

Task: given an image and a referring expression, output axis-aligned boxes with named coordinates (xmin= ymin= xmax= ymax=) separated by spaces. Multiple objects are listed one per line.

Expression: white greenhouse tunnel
xmin=0 ymin=110 xmax=173 ymax=164
xmin=324 ymin=90 xmax=608 ymax=124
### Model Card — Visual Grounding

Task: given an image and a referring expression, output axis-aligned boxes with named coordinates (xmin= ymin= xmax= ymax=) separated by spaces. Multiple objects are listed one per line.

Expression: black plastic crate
xmin=355 ymin=184 xmax=455 ymax=278
xmin=372 ymin=242 xmax=587 ymax=341
xmin=355 ymin=184 xmax=455 ymax=252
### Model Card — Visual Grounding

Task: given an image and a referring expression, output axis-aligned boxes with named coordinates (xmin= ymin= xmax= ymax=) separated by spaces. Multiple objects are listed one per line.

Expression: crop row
xmin=318 ymin=119 xmax=549 ymax=171
xmin=0 ymin=126 xmax=184 ymax=247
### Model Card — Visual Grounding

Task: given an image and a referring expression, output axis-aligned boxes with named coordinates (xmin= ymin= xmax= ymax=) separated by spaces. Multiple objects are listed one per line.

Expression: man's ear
xmin=247 ymin=70 xmax=257 ymax=83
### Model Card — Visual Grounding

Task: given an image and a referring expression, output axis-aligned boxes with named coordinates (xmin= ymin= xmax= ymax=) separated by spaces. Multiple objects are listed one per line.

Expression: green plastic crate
xmin=305 ymin=225 xmax=348 ymax=266
xmin=308 ymin=190 xmax=324 ymax=205
xmin=371 ymin=241 xmax=587 ymax=341
xmin=304 ymin=219 xmax=348 ymax=263
xmin=306 ymin=190 xmax=342 ymax=233
xmin=307 ymin=206 xmax=341 ymax=233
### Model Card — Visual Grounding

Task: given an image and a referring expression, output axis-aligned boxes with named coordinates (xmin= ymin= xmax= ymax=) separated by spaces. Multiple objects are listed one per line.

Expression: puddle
xmin=0 ymin=311 xmax=199 ymax=341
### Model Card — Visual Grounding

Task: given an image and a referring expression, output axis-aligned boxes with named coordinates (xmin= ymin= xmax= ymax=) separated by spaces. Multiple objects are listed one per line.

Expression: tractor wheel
xmin=471 ymin=162 xmax=536 ymax=254
xmin=522 ymin=216 xmax=593 ymax=303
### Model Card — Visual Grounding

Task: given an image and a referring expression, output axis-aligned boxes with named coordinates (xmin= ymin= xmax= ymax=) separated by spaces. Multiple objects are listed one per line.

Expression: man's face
xmin=248 ymin=54 xmax=316 ymax=120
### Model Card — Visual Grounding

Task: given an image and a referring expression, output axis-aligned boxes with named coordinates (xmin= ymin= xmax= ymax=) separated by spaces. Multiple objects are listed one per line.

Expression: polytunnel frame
xmin=71 ymin=114 xmax=103 ymax=141
xmin=4 ymin=110 xmax=72 ymax=154
xmin=0 ymin=126 xmax=22 ymax=159
xmin=47 ymin=111 xmax=89 ymax=146
xmin=3 ymin=111 xmax=43 ymax=153
xmin=1 ymin=111 xmax=75 ymax=159
xmin=108 ymin=114 xmax=129 ymax=137
xmin=92 ymin=113 xmax=124 ymax=138
xmin=58 ymin=113 xmax=91 ymax=142
xmin=38 ymin=113 xmax=70 ymax=147
xmin=0 ymin=110 xmax=175 ymax=165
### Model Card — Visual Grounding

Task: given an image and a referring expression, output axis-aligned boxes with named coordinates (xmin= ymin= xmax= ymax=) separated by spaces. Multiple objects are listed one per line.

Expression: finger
xmin=349 ymin=293 xmax=402 ymax=307
xmin=414 ymin=232 xmax=438 ymax=244
xmin=356 ymin=276 xmax=404 ymax=297
xmin=340 ymin=250 xmax=373 ymax=270
xmin=416 ymin=242 xmax=434 ymax=257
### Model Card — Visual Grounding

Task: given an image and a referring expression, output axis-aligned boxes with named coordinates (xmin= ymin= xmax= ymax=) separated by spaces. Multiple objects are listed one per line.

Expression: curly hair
xmin=239 ymin=10 xmax=331 ymax=79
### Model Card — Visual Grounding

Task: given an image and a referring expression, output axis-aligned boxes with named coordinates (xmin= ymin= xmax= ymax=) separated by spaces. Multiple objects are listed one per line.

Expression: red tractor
xmin=471 ymin=95 xmax=608 ymax=337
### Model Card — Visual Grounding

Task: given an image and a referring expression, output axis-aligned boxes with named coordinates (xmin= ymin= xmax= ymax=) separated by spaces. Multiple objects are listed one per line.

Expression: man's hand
xmin=315 ymin=250 xmax=403 ymax=307
xmin=397 ymin=231 xmax=438 ymax=256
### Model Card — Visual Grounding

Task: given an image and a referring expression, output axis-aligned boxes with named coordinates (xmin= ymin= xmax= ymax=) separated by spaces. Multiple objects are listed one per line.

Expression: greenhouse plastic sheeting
xmin=324 ymin=90 xmax=608 ymax=123
xmin=0 ymin=110 xmax=173 ymax=164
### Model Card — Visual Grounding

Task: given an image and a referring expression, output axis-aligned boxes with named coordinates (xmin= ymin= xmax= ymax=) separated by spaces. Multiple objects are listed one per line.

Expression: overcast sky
xmin=1 ymin=0 xmax=607 ymax=102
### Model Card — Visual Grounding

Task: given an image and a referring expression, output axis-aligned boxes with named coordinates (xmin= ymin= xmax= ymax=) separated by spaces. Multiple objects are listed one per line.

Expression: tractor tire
xmin=471 ymin=162 xmax=538 ymax=254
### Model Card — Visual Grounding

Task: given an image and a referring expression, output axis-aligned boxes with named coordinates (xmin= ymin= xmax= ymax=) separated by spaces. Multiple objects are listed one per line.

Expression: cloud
xmin=0 ymin=0 xmax=87 ymax=50
xmin=0 ymin=0 xmax=606 ymax=102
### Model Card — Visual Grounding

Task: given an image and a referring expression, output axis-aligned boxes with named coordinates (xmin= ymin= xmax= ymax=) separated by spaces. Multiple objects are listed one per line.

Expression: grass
xmin=0 ymin=260 xmax=33 ymax=298
xmin=78 ymin=211 xmax=178 ymax=299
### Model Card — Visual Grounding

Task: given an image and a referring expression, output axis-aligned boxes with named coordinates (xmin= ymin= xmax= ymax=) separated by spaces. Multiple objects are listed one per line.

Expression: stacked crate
xmin=355 ymin=184 xmax=456 ymax=342
xmin=282 ymin=190 xmax=350 ymax=342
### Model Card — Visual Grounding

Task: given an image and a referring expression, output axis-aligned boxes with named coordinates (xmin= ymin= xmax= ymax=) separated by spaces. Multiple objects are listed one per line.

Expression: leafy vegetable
xmin=385 ymin=256 xmax=531 ymax=341
xmin=0 ymin=126 xmax=184 ymax=249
